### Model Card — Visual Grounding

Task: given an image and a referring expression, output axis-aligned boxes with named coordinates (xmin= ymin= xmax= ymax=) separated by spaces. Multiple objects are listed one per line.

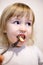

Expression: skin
xmin=5 ymin=14 xmax=33 ymax=47
xmin=0 ymin=55 xmax=4 ymax=64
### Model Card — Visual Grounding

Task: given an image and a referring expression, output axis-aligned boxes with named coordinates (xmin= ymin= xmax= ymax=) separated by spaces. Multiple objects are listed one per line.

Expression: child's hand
xmin=0 ymin=55 xmax=4 ymax=64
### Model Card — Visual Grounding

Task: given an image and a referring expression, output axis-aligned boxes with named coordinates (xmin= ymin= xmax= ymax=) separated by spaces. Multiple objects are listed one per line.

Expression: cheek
xmin=6 ymin=24 xmax=19 ymax=34
xmin=6 ymin=24 xmax=19 ymax=42
xmin=27 ymin=27 xmax=32 ymax=37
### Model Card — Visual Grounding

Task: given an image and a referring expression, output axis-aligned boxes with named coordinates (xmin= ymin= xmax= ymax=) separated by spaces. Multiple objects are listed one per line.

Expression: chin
xmin=17 ymin=43 xmax=23 ymax=47
xmin=17 ymin=43 xmax=26 ymax=47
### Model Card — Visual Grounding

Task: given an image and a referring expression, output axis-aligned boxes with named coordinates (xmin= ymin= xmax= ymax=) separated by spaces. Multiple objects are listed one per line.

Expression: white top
xmin=0 ymin=44 xmax=43 ymax=65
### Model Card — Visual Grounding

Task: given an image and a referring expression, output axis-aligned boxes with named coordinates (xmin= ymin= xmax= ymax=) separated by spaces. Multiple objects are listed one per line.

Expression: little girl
xmin=0 ymin=3 xmax=43 ymax=65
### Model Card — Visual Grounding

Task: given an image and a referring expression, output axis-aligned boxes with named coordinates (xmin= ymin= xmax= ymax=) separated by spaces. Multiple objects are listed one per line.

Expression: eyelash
xmin=26 ymin=22 xmax=31 ymax=26
xmin=12 ymin=21 xmax=31 ymax=26
xmin=13 ymin=21 xmax=20 ymax=24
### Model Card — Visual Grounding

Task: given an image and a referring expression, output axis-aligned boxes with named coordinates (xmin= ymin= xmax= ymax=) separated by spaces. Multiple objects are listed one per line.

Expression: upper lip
xmin=17 ymin=33 xmax=26 ymax=39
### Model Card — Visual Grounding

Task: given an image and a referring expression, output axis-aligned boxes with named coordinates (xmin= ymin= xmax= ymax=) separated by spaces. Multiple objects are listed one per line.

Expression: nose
xmin=19 ymin=24 xmax=26 ymax=33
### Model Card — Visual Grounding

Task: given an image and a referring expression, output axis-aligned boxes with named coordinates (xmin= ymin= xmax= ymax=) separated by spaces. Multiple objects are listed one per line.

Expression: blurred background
xmin=0 ymin=0 xmax=43 ymax=51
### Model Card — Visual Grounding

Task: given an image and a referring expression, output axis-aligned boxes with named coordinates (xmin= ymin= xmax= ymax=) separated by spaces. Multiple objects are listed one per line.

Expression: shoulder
xmin=33 ymin=45 xmax=43 ymax=54
xmin=33 ymin=45 xmax=43 ymax=62
xmin=26 ymin=44 xmax=43 ymax=55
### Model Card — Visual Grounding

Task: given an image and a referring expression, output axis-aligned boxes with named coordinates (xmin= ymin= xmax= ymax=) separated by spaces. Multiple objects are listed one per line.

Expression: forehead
xmin=12 ymin=10 xmax=33 ymax=21
xmin=5 ymin=5 xmax=34 ymax=23
xmin=9 ymin=12 xmax=33 ymax=23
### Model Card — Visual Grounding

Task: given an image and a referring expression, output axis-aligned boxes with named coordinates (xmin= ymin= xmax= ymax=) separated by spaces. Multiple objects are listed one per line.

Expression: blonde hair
xmin=0 ymin=3 xmax=35 ymax=47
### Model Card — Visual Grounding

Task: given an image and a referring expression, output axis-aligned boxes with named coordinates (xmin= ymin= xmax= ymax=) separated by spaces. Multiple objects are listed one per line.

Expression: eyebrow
xmin=9 ymin=15 xmax=33 ymax=23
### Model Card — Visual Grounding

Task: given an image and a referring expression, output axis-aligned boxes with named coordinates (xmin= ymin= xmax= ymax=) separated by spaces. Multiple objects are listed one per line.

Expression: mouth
xmin=11 ymin=34 xmax=26 ymax=47
xmin=17 ymin=34 xmax=26 ymax=42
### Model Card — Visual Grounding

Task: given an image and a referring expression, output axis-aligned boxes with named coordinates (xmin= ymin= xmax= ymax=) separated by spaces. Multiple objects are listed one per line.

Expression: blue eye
xmin=27 ymin=22 xmax=31 ymax=25
xmin=26 ymin=22 xmax=31 ymax=26
xmin=13 ymin=21 xmax=20 ymax=24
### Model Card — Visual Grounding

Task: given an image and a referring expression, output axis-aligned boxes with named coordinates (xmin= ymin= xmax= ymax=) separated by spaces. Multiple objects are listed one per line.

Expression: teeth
xmin=19 ymin=36 xmax=24 ymax=42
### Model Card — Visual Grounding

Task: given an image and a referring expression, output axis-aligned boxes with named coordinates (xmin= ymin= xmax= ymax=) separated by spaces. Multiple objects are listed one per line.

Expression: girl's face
xmin=5 ymin=14 xmax=33 ymax=47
